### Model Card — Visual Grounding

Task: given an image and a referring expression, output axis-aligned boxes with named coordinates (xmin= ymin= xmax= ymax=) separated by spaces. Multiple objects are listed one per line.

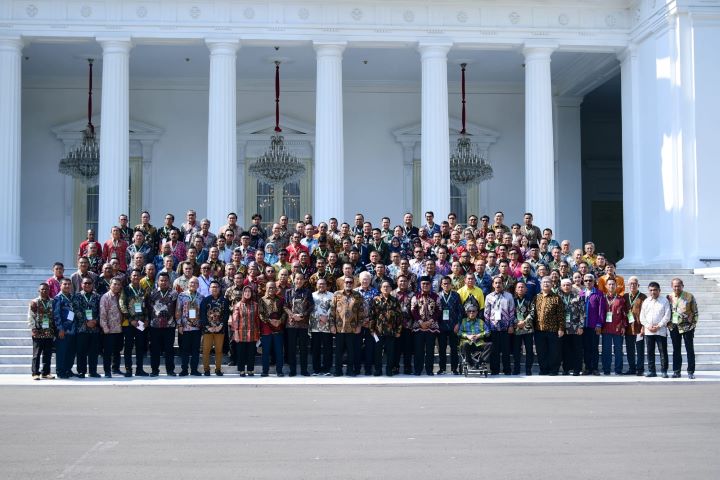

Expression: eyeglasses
xmin=584 ymin=280 xmax=594 ymax=283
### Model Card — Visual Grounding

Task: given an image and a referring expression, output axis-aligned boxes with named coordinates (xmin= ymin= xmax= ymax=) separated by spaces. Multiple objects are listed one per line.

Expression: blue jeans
xmin=602 ymin=334 xmax=624 ymax=374
xmin=55 ymin=334 xmax=77 ymax=377
xmin=261 ymin=333 xmax=284 ymax=374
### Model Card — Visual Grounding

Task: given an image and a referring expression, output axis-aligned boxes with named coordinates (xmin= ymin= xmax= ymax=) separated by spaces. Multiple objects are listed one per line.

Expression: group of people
xmin=28 ymin=209 xmax=700 ymax=380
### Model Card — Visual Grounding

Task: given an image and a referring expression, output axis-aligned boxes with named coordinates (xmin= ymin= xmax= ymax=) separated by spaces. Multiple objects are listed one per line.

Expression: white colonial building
xmin=0 ymin=0 xmax=718 ymax=269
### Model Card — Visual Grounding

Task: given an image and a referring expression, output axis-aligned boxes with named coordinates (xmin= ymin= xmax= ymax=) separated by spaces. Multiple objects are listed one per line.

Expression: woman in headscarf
xmin=231 ymin=286 xmax=260 ymax=376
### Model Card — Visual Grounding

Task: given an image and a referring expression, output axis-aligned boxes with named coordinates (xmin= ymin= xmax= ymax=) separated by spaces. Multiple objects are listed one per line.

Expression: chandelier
xmin=450 ymin=63 xmax=493 ymax=188
xmin=248 ymin=60 xmax=305 ymax=185
xmin=58 ymin=58 xmax=100 ymax=185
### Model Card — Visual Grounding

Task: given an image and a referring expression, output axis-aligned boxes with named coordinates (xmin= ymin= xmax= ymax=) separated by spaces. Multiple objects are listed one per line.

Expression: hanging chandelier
xmin=248 ymin=60 xmax=306 ymax=185
xmin=450 ymin=63 xmax=493 ymax=188
xmin=59 ymin=58 xmax=100 ymax=185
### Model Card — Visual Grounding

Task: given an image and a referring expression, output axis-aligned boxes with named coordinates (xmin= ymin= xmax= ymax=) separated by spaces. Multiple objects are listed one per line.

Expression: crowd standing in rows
xmin=28 ymin=210 xmax=700 ymax=380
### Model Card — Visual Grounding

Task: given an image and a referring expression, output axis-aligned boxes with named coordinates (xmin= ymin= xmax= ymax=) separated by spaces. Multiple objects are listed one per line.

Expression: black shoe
xmin=592 ymin=370 xmax=600 ymax=376
xmin=277 ymin=372 xmax=285 ymax=377
xmin=636 ymin=371 xmax=644 ymax=377
xmin=436 ymin=370 xmax=445 ymax=375
xmin=672 ymin=372 xmax=681 ymax=378
xmin=150 ymin=372 xmax=159 ymax=377
xmin=603 ymin=372 xmax=611 ymax=376
xmin=572 ymin=372 xmax=580 ymax=376
xmin=288 ymin=372 xmax=296 ymax=377
xmin=622 ymin=371 xmax=635 ymax=375
xmin=179 ymin=371 xmax=189 ymax=377
xmin=373 ymin=372 xmax=382 ymax=377
xmin=645 ymin=372 xmax=657 ymax=378
xmin=525 ymin=372 xmax=533 ymax=376
xmin=333 ymin=372 xmax=343 ymax=377
xmin=688 ymin=373 xmax=695 ymax=379
xmin=549 ymin=372 xmax=557 ymax=376
xmin=124 ymin=372 xmax=133 ymax=378
xmin=562 ymin=371 xmax=570 ymax=376
xmin=247 ymin=372 xmax=255 ymax=377
xmin=348 ymin=373 xmax=357 ymax=377
xmin=89 ymin=373 xmax=101 ymax=378
xmin=300 ymin=371 xmax=310 ymax=377
xmin=166 ymin=371 xmax=177 ymax=376
xmin=104 ymin=372 xmax=112 ymax=378
xmin=216 ymin=370 xmax=224 ymax=376
xmin=261 ymin=373 xmax=269 ymax=377
xmin=76 ymin=373 xmax=85 ymax=379
xmin=191 ymin=371 xmax=202 ymax=377
xmin=413 ymin=372 xmax=421 ymax=376
xmin=661 ymin=372 xmax=669 ymax=378
xmin=453 ymin=370 xmax=460 ymax=376
xmin=112 ymin=369 xmax=123 ymax=376
xmin=136 ymin=370 xmax=149 ymax=377
xmin=227 ymin=361 xmax=236 ymax=367
xmin=204 ymin=371 xmax=211 ymax=376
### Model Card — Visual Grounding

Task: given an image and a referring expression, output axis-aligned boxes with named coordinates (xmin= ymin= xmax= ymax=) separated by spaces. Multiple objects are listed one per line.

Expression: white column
xmin=206 ymin=39 xmax=239 ymax=229
xmin=0 ymin=37 xmax=24 ymax=264
xmin=401 ymin=142 xmax=415 ymax=214
xmin=553 ymin=96 xmax=583 ymax=250
xmin=419 ymin=43 xmax=451 ymax=220
xmin=617 ymin=46 xmax=643 ymax=268
xmin=523 ymin=44 xmax=556 ymax=233
xmin=97 ymin=37 xmax=132 ymax=241
xmin=313 ymin=41 xmax=346 ymax=222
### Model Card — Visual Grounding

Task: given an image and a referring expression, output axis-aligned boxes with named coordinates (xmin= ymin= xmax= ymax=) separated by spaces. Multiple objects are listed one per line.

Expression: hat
xmin=464 ymin=303 xmax=478 ymax=313
xmin=418 ymin=275 xmax=431 ymax=283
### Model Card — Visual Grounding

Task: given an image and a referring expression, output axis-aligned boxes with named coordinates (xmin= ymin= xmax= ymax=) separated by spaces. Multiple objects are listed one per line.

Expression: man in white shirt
xmin=639 ymin=281 xmax=671 ymax=378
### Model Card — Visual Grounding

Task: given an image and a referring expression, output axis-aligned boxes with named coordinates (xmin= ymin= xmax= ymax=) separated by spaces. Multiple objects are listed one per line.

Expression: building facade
xmin=0 ymin=0 xmax=717 ymax=269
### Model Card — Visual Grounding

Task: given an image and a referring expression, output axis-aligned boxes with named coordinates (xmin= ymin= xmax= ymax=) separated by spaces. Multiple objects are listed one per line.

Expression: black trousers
xmin=112 ymin=331 xmax=123 ymax=371
xmin=235 ymin=341 xmax=257 ymax=372
xmin=286 ymin=328 xmax=309 ymax=375
xmin=102 ymin=333 xmax=122 ymax=374
xmin=76 ymin=332 xmax=99 ymax=375
xmin=582 ymin=328 xmax=600 ymax=372
xmin=670 ymin=329 xmax=695 ymax=374
xmin=561 ymin=334 xmax=583 ymax=374
xmin=437 ymin=331 xmax=459 ymax=373
xmin=512 ymin=333 xmax=534 ymax=375
xmin=150 ymin=327 xmax=176 ymax=374
xmin=625 ymin=334 xmax=645 ymax=374
xmin=534 ymin=331 xmax=559 ymax=375
xmin=646 ymin=335 xmax=669 ymax=374
xmin=311 ymin=332 xmax=333 ymax=374
xmin=180 ymin=330 xmax=201 ymax=373
xmin=31 ymin=337 xmax=53 ymax=376
xmin=374 ymin=335 xmax=396 ymax=375
xmin=354 ymin=327 xmax=375 ymax=374
xmin=413 ymin=330 xmax=436 ymax=375
xmin=335 ymin=333 xmax=357 ymax=375
xmin=123 ymin=326 xmax=148 ymax=372
xmin=489 ymin=331 xmax=511 ymax=375
xmin=393 ymin=329 xmax=414 ymax=374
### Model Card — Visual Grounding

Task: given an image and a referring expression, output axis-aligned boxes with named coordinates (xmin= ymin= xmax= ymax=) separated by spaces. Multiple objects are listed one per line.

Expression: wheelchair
xmin=458 ymin=339 xmax=492 ymax=378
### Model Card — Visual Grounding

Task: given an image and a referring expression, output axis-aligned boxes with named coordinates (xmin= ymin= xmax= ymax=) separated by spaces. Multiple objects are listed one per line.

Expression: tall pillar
xmin=97 ymin=37 xmax=132 ymax=242
xmin=0 ymin=37 xmax=24 ymax=264
xmin=401 ymin=142 xmax=415 ymax=214
xmin=313 ymin=41 xmax=346 ymax=222
xmin=206 ymin=39 xmax=239 ymax=230
xmin=617 ymin=46 xmax=643 ymax=267
xmin=523 ymin=43 xmax=556 ymax=233
xmin=553 ymin=96 xmax=583 ymax=251
xmin=419 ymin=43 xmax=451 ymax=220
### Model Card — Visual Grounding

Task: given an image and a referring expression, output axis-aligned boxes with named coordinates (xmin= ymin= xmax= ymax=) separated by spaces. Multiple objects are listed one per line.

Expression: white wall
xmin=20 ymin=80 xmax=544 ymax=267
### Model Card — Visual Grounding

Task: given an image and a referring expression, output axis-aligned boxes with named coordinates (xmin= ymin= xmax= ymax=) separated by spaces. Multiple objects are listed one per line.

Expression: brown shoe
xmin=41 ymin=374 xmax=56 ymax=380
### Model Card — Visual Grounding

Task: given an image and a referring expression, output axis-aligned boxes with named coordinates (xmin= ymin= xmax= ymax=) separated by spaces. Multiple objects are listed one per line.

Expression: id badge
xmin=565 ymin=313 xmax=571 ymax=325
xmin=41 ymin=315 xmax=50 ymax=329
xmin=442 ymin=309 xmax=450 ymax=321
xmin=134 ymin=302 xmax=143 ymax=314
xmin=84 ymin=309 xmax=93 ymax=320
xmin=516 ymin=312 xmax=524 ymax=322
xmin=67 ymin=310 xmax=75 ymax=321
xmin=605 ymin=312 xmax=612 ymax=323
xmin=627 ymin=312 xmax=635 ymax=324
xmin=189 ymin=308 xmax=197 ymax=319
xmin=672 ymin=312 xmax=680 ymax=324
xmin=493 ymin=309 xmax=502 ymax=321
xmin=111 ymin=252 xmax=117 ymax=260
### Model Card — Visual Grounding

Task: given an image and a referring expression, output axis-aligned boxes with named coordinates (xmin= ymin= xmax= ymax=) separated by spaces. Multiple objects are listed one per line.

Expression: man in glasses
xmin=579 ymin=274 xmax=605 ymax=375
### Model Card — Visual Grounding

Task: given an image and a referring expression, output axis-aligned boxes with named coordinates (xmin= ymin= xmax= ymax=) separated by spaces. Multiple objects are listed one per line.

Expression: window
xmin=245 ymin=158 xmax=313 ymax=228
xmin=86 ymin=185 xmax=99 ymax=233
xmin=450 ymin=184 xmax=467 ymax=225
xmin=282 ymin=183 xmax=301 ymax=224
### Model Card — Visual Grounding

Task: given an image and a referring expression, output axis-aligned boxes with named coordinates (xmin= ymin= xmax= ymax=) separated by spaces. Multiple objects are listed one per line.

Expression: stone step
xmin=0 ymin=320 xmax=29 ymax=329
xmin=0 ymin=337 xmax=32 ymax=346
xmin=0 ymin=329 xmax=30 ymax=338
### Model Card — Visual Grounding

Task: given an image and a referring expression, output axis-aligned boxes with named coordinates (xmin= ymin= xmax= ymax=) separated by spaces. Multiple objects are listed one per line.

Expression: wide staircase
xmin=1 ymin=266 xmax=718 ymax=375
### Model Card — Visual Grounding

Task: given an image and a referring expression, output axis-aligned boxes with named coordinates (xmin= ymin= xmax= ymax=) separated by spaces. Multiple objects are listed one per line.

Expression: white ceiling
xmin=22 ymin=42 xmax=616 ymax=92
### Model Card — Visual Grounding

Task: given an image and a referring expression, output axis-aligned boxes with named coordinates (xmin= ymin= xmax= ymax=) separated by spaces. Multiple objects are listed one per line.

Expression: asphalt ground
xmin=2 ymin=384 xmax=719 ymax=480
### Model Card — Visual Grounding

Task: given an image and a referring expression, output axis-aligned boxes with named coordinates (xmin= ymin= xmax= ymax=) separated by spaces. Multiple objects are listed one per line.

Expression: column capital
xmin=418 ymin=42 xmax=452 ymax=60
xmin=522 ymin=42 xmax=557 ymax=60
xmin=96 ymin=36 xmax=133 ymax=54
xmin=616 ymin=43 xmax=638 ymax=63
xmin=206 ymin=38 xmax=240 ymax=55
xmin=0 ymin=36 xmax=24 ymax=53
xmin=313 ymin=41 xmax=346 ymax=57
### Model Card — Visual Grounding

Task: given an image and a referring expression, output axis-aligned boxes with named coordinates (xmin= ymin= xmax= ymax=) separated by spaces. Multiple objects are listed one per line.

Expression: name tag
xmin=605 ymin=312 xmax=612 ymax=323
xmin=442 ymin=309 xmax=450 ymax=321
xmin=627 ymin=312 xmax=635 ymax=324
xmin=111 ymin=252 xmax=117 ymax=259
xmin=189 ymin=309 xmax=197 ymax=319
xmin=672 ymin=312 xmax=680 ymax=324
xmin=67 ymin=310 xmax=75 ymax=321
xmin=84 ymin=309 xmax=93 ymax=320
xmin=565 ymin=313 xmax=571 ymax=325
xmin=134 ymin=302 xmax=143 ymax=314
xmin=493 ymin=309 xmax=502 ymax=321
xmin=516 ymin=312 xmax=524 ymax=322
xmin=41 ymin=315 xmax=50 ymax=329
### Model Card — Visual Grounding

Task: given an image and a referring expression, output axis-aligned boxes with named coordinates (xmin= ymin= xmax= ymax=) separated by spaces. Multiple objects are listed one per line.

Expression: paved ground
xmin=2 ymin=383 xmax=719 ymax=479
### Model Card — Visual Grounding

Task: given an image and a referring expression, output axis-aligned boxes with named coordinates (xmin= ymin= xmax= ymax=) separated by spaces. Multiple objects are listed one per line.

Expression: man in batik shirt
xmin=392 ymin=275 xmax=415 ymax=376
xmin=437 ymin=276 xmax=462 ymax=375
xmin=310 ymin=278 xmax=334 ymax=376
xmin=512 ymin=281 xmax=534 ymax=375
xmin=370 ymin=281 xmax=402 ymax=376
xmin=103 ymin=226 xmax=129 ymax=272
xmin=135 ymin=211 xmax=158 ymax=255
xmin=147 ymin=273 xmax=178 ymax=376
xmin=284 ymin=274 xmax=314 ymax=376
xmin=72 ymin=277 xmax=101 ymax=378
xmin=119 ymin=269 xmax=149 ymax=376
xmin=411 ymin=276 xmax=440 ymax=375
xmin=28 ymin=283 xmax=55 ymax=379
xmin=484 ymin=276 xmax=516 ymax=375
xmin=559 ymin=278 xmax=585 ymax=376
xmin=667 ymin=278 xmax=699 ymax=379
xmin=329 ymin=277 xmax=364 ymax=377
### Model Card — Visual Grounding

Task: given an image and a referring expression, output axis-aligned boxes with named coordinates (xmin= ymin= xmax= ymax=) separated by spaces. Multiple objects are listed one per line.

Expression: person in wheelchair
xmin=458 ymin=304 xmax=491 ymax=369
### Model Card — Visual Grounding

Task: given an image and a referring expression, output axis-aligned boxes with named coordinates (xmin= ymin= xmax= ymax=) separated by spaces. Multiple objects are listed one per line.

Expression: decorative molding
xmin=236 ymin=114 xmax=315 ymax=159
xmin=393 ymin=118 xmax=500 ymax=161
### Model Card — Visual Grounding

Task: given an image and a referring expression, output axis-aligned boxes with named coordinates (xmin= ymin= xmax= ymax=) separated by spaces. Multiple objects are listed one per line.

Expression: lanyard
xmin=130 ymin=285 xmax=141 ymax=298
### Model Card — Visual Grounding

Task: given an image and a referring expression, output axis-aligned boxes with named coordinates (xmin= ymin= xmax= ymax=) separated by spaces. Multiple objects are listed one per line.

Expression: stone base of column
xmin=0 ymin=254 xmax=24 ymax=266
